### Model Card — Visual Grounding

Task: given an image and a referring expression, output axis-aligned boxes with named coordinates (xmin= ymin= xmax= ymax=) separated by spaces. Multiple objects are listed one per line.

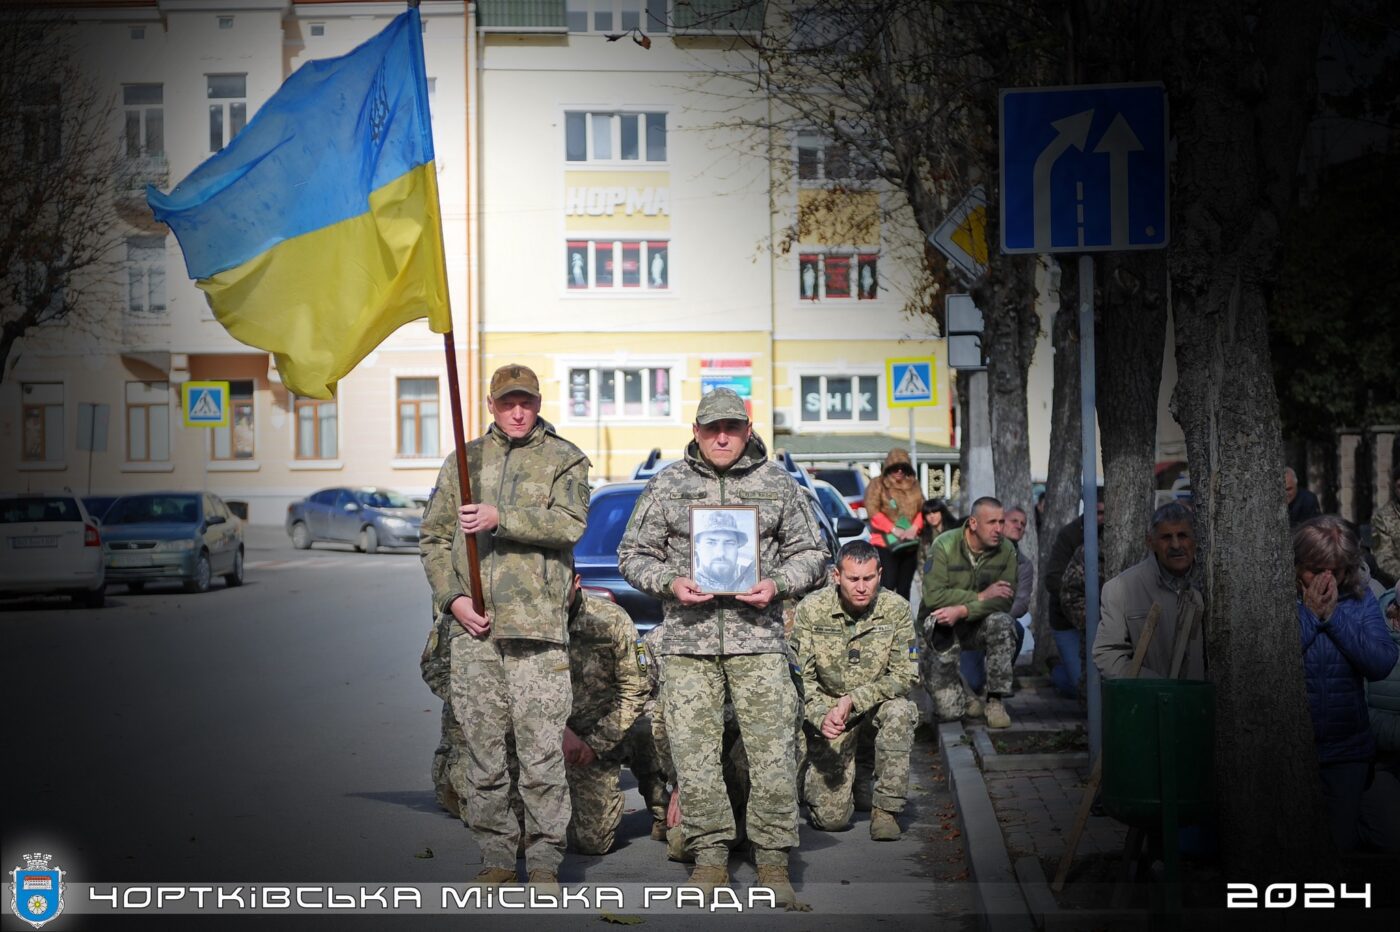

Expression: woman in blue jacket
xmin=1294 ymin=516 xmax=1399 ymax=851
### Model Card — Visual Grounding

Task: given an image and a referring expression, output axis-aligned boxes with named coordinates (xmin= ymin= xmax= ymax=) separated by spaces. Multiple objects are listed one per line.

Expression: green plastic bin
xmin=1101 ymin=678 xmax=1215 ymax=828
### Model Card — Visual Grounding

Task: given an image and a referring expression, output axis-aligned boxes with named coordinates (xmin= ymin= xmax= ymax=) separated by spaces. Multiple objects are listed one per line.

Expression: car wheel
xmin=290 ymin=521 xmax=312 ymax=550
xmin=77 ymin=586 xmax=106 ymax=609
xmin=185 ymin=552 xmax=212 ymax=593
xmin=127 ymin=582 xmax=145 ymax=594
xmin=224 ymin=548 xmax=245 ymax=588
xmin=360 ymin=525 xmax=379 ymax=555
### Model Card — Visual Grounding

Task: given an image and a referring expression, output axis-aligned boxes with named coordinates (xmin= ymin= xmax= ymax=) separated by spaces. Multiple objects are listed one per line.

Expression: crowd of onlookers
xmin=869 ymin=452 xmax=1400 ymax=856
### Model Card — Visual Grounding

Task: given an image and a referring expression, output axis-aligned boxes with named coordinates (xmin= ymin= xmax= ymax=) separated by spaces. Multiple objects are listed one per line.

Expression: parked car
xmin=0 ymin=492 xmax=106 ymax=607
xmin=576 ymin=480 xmax=843 ymax=632
xmin=102 ymin=492 xmax=244 ymax=593
xmin=812 ymin=466 xmax=870 ymax=518
xmin=81 ymin=495 xmax=119 ymax=524
xmin=285 ymin=486 xmax=423 ymax=553
xmin=811 ymin=479 xmax=871 ymax=548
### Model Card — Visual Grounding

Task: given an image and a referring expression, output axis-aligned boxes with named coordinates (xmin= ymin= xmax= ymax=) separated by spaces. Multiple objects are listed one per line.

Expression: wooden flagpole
xmin=409 ymin=0 xmax=485 ymax=617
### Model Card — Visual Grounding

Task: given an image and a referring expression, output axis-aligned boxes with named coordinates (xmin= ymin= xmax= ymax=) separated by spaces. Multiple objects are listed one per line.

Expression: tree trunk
xmin=980 ymin=260 xmax=1041 ymax=570
xmin=1034 ymin=266 xmax=1083 ymax=667
xmin=1098 ymin=252 xmax=1168 ymax=578
xmin=1165 ymin=0 xmax=1333 ymax=880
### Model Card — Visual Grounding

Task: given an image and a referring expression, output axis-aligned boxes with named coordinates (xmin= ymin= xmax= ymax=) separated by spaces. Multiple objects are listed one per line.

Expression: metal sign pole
xmin=909 ymin=408 xmax=918 ymax=488
xmin=1080 ymin=254 xmax=1102 ymax=763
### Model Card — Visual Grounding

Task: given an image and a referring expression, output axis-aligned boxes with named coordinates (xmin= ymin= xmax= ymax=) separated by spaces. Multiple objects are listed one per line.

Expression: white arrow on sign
xmin=1094 ymin=113 xmax=1143 ymax=247
xmin=1032 ymin=109 xmax=1093 ymax=252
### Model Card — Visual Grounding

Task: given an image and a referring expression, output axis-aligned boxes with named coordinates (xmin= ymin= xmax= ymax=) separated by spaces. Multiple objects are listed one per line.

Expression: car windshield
xmin=357 ymin=489 xmax=416 ymax=509
xmin=104 ymin=495 xmax=200 ymax=525
xmin=814 ymin=486 xmax=847 ymax=521
xmin=0 ymin=496 xmax=81 ymax=523
xmin=83 ymin=497 xmax=117 ymax=521
xmin=815 ymin=469 xmax=861 ymax=497
xmin=575 ymin=489 xmax=641 ymax=559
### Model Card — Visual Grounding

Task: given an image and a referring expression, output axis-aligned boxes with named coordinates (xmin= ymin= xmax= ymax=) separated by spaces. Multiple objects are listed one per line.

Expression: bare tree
xmin=0 ymin=8 xmax=122 ymax=377
xmin=682 ymin=0 xmax=1061 ymax=564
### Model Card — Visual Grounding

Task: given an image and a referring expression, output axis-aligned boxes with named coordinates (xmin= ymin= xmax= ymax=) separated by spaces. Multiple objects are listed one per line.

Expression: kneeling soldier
xmin=791 ymin=540 xmax=919 ymax=840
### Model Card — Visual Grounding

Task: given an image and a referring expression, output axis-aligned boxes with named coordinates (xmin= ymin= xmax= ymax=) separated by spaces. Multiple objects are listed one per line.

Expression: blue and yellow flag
xmin=148 ymin=9 xmax=449 ymax=400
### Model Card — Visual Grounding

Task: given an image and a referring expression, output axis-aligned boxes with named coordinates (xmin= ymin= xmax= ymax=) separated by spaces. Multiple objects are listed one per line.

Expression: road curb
xmin=938 ymin=721 xmax=1036 ymax=932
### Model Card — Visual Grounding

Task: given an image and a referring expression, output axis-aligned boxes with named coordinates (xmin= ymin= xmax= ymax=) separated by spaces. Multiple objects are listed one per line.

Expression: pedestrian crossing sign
xmin=183 ymin=381 xmax=230 ymax=427
xmin=886 ymin=358 xmax=937 ymax=408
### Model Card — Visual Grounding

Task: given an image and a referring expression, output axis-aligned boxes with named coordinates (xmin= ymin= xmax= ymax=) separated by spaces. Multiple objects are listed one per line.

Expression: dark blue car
xmin=576 ymin=480 xmax=843 ymax=632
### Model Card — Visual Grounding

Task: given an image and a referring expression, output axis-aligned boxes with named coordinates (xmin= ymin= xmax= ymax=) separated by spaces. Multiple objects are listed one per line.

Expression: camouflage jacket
xmin=920 ymin=528 xmax=1018 ymax=624
xmin=790 ymin=585 xmax=918 ymax=729
xmin=617 ymin=433 xmax=827 ymax=656
xmin=567 ymin=593 xmax=648 ymax=759
xmin=420 ymin=418 xmax=590 ymax=644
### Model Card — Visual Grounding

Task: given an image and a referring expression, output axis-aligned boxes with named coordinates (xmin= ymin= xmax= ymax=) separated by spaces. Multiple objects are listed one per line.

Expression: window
xmin=567 ymin=366 xmax=672 ymax=420
xmin=129 ymin=26 xmax=145 ymax=40
xmin=210 ymin=380 xmax=254 ymax=460
xmin=397 ymin=377 xmax=439 ymax=458
xmin=565 ymin=110 xmax=666 ymax=162
xmin=800 ymin=374 xmax=879 ymax=424
xmin=123 ymin=84 xmax=164 ymax=158
xmin=566 ymin=240 xmax=668 ymax=291
xmin=126 ymin=237 xmax=166 ymax=314
xmin=21 ymin=382 xmax=63 ymax=462
xmin=20 ymin=82 xmax=60 ymax=163
xmin=567 ymin=1 xmax=668 ymax=33
xmin=126 ymin=381 xmax=170 ymax=462
xmin=294 ymin=393 xmax=337 ymax=459
xmin=207 ymin=74 xmax=246 ymax=152
xmin=218 ymin=16 xmax=234 ymax=29
xmin=798 ymin=252 xmax=877 ymax=300
xmin=795 ymin=131 xmax=877 ymax=184
xmin=309 ymin=22 xmax=325 ymax=37
xmin=791 ymin=6 xmax=869 ymax=53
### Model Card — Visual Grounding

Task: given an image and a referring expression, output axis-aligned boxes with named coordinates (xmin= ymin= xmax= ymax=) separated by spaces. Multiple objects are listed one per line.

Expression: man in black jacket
xmin=1043 ymin=496 xmax=1103 ymax=700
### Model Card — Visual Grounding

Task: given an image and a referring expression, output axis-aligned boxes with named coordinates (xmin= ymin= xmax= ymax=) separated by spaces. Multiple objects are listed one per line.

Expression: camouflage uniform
xmin=920 ymin=528 xmax=1018 ymax=721
xmin=420 ymin=610 xmax=465 ymax=820
xmin=561 ymin=592 xmax=649 ymax=854
xmin=420 ymin=417 xmax=590 ymax=875
xmin=790 ymin=585 xmax=919 ymax=829
xmin=617 ymin=416 xmax=827 ymax=869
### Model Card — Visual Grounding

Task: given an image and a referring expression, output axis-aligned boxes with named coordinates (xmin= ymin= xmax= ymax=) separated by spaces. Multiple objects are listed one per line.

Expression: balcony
xmin=477 ymin=0 xmax=568 ymax=33
xmin=673 ymin=0 xmax=764 ymax=35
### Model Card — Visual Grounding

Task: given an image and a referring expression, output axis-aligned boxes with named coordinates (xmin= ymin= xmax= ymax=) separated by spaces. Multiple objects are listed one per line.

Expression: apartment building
xmin=2 ymin=0 xmax=969 ymax=523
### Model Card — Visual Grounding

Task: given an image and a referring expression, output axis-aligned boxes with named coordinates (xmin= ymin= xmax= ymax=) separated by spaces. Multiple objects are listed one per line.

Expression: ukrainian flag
xmin=148 ymin=9 xmax=449 ymax=400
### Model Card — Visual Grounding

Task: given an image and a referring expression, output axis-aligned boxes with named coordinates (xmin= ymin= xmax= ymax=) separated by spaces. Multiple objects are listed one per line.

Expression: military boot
xmin=527 ymin=869 xmax=560 ymax=898
xmin=963 ymin=693 xmax=985 ymax=719
xmin=471 ymin=867 xmax=518 ymax=885
xmin=985 ymin=698 xmax=1012 ymax=729
xmin=650 ymin=819 xmax=668 ymax=841
xmin=870 ymin=808 xmax=901 ymax=841
xmin=755 ymin=864 xmax=797 ymax=907
xmin=666 ymin=825 xmax=693 ymax=862
xmin=852 ymin=780 xmax=873 ymax=812
xmin=686 ymin=865 xmax=729 ymax=896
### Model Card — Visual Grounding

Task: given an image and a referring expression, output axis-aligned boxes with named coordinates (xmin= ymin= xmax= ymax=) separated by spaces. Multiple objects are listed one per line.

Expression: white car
xmin=811 ymin=479 xmax=871 ymax=549
xmin=0 ymin=493 xmax=106 ymax=607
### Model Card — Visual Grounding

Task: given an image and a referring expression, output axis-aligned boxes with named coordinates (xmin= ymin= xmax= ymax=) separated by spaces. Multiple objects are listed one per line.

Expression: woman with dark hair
xmin=1294 ymin=516 xmax=1398 ymax=851
xmin=865 ymin=448 xmax=925 ymax=599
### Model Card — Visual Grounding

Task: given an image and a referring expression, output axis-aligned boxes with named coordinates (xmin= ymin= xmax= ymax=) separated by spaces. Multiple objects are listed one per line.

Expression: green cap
xmin=695 ymin=388 xmax=749 ymax=425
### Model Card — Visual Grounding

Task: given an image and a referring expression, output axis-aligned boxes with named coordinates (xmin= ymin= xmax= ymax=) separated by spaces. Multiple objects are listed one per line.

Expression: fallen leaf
xmin=785 ymin=901 xmax=814 ymax=912
xmin=413 ymin=847 xmax=434 ymax=859
xmin=599 ymin=912 xmax=644 ymax=925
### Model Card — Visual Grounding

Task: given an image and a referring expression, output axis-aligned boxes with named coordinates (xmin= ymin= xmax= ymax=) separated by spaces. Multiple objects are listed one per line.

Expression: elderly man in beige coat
xmin=1093 ymin=502 xmax=1206 ymax=680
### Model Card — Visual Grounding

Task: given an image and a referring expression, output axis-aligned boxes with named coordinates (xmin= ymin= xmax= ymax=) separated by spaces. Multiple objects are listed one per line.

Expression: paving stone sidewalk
xmin=985 ymin=681 xmax=1128 ymax=865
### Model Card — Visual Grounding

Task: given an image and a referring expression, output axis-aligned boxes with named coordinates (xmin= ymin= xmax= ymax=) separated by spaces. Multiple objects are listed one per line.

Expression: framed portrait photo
xmin=689 ymin=505 xmax=761 ymax=595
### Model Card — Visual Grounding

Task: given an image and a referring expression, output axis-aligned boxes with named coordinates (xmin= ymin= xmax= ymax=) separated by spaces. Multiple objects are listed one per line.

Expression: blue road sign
xmin=1000 ymin=83 xmax=1167 ymax=254
xmin=886 ymin=358 xmax=936 ymax=407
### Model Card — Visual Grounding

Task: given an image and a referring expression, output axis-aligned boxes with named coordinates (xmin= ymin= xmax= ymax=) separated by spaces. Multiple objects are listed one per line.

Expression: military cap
xmin=695 ymin=509 xmax=748 ymax=546
xmin=695 ymin=388 xmax=749 ymax=425
xmin=489 ymin=364 xmax=541 ymax=400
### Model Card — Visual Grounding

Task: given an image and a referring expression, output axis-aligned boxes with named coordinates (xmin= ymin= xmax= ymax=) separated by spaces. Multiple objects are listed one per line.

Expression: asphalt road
xmin=3 ymin=526 xmax=975 ymax=930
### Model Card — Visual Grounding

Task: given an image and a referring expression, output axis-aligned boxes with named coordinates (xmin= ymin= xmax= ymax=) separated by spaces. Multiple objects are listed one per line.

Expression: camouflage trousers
xmin=432 ymin=702 xmax=466 ymax=821
xmin=623 ymin=713 xmax=670 ymax=826
xmin=922 ymin=612 xmax=1016 ymax=721
xmin=803 ymin=697 xmax=918 ymax=829
xmin=663 ymin=653 xmax=799 ymax=868
xmin=449 ymin=634 xmax=572 ymax=873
